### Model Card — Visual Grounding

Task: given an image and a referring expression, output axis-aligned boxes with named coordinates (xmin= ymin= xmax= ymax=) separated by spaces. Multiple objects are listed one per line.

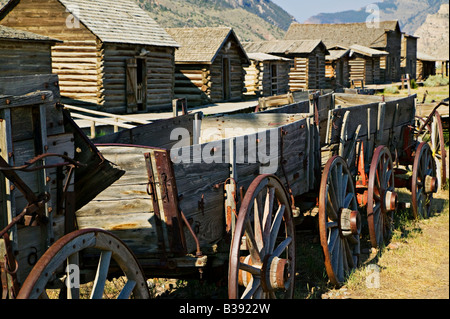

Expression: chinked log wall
xmin=244 ymin=61 xmax=290 ymax=97
xmin=348 ymin=56 xmax=381 ymax=86
xmin=52 ymin=40 xmax=100 ymax=105
xmin=289 ymin=47 xmax=326 ymax=91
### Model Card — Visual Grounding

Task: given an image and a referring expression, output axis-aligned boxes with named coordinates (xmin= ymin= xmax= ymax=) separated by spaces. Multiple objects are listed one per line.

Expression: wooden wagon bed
xmin=76 ymin=111 xmax=318 ymax=274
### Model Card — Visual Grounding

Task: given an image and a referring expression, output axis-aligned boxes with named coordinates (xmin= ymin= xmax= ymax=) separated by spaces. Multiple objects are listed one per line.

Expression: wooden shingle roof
xmin=243 ymin=39 xmax=329 ymax=56
xmin=166 ymin=27 xmax=248 ymax=64
xmin=284 ymin=21 xmax=401 ymax=49
xmin=0 ymin=0 xmax=179 ymax=47
xmin=0 ymin=24 xmax=59 ymax=42
xmin=247 ymin=52 xmax=292 ymax=62
xmin=329 ymin=44 xmax=388 ymax=57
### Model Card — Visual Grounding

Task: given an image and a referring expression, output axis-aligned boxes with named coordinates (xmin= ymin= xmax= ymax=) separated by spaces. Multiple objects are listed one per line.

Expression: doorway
xmin=126 ymin=57 xmax=147 ymax=113
xmin=222 ymin=57 xmax=231 ymax=101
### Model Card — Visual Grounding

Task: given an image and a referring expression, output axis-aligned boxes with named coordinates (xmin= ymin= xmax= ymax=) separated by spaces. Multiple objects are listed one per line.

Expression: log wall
xmin=288 ymin=47 xmax=327 ymax=91
xmin=101 ymin=43 xmax=176 ymax=113
xmin=244 ymin=60 xmax=290 ymax=97
xmin=0 ymin=40 xmax=53 ymax=77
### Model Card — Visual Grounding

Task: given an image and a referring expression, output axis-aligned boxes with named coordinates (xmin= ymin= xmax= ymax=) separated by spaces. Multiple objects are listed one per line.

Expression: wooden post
xmin=406 ymin=74 xmax=411 ymax=96
xmin=91 ymin=121 xmax=96 ymax=139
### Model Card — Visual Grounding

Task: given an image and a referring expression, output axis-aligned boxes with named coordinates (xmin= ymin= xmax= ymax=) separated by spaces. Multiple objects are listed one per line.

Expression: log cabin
xmin=0 ymin=25 xmax=60 ymax=77
xmin=401 ymin=34 xmax=418 ymax=80
xmin=165 ymin=27 xmax=250 ymax=106
xmin=243 ymin=40 xmax=329 ymax=91
xmin=0 ymin=0 xmax=179 ymax=114
xmin=416 ymin=52 xmax=438 ymax=81
xmin=284 ymin=21 xmax=403 ymax=83
xmin=346 ymin=45 xmax=387 ymax=86
xmin=325 ymin=48 xmax=350 ymax=89
xmin=244 ymin=52 xmax=291 ymax=97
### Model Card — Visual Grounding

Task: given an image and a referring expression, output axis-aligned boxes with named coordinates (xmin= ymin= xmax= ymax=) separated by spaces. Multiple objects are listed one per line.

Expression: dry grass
xmin=379 ymin=82 xmax=449 ymax=104
xmin=343 ymin=188 xmax=449 ymax=299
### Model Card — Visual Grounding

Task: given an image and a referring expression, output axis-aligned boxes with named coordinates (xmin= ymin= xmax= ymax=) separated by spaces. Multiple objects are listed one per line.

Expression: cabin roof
xmin=349 ymin=44 xmax=389 ymax=57
xmin=326 ymin=49 xmax=350 ymax=61
xmin=284 ymin=20 xmax=401 ymax=48
xmin=247 ymin=52 xmax=292 ymax=62
xmin=243 ymin=39 xmax=329 ymax=56
xmin=0 ymin=24 xmax=59 ymax=43
xmin=417 ymin=52 xmax=442 ymax=62
xmin=0 ymin=0 xmax=179 ymax=47
xmin=166 ymin=27 xmax=248 ymax=64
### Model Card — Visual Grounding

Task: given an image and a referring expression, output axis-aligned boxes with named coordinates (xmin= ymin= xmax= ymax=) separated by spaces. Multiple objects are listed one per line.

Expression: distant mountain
xmin=305 ymin=0 xmax=448 ymax=35
xmin=137 ymin=0 xmax=296 ymax=41
xmin=414 ymin=4 xmax=449 ymax=60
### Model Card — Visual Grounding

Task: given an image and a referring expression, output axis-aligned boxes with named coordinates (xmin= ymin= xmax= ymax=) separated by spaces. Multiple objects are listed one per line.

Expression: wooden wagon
xmin=1 ymin=74 xmax=441 ymax=299
xmin=256 ymin=91 xmax=442 ymax=286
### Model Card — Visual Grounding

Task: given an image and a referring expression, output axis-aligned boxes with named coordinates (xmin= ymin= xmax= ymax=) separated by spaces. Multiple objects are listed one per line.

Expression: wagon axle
xmin=394 ymin=168 xmax=438 ymax=194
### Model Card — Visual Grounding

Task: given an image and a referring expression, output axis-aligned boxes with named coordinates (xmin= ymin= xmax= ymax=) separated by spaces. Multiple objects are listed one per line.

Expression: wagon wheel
xmin=367 ymin=146 xmax=398 ymax=249
xmin=17 ymin=229 xmax=150 ymax=299
xmin=411 ymin=142 xmax=437 ymax=219
xmin=417 ymin=111 xmax=446 ymax=189
xmin=228 ymin=175 xmax=295 ymax=299
xmin=319 ymin=156 xmax=360 ymax=287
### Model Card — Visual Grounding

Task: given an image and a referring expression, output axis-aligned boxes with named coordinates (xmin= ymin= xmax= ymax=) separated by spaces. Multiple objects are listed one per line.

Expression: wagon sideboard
xmin=328 ymin=94 xmax=417 ymax=172
xmin=76 ymin=112 xmax=318 ymax=272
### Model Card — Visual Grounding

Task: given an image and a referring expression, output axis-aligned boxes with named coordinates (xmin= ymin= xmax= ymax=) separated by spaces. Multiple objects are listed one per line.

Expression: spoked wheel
xmin=228 ymin=175 xmax=295 ymax=299
xmin=367 ymin=146 xmax=398 ymax=249
xmin=412 ymin=142 xmax=438 ymax=219
xmin=417 ymin=111 xmax=446 ymax=189
xmin=319 ymin=156 xmax=361 ymax=287
xmin=17 ymin=229 xmax=150 ymax=299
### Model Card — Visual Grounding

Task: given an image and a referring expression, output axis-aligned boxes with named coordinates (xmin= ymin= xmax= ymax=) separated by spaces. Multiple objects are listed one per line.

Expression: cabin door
xmin=126 ymin=57 xmax=147 ymax=113
xmin=271 ymin=63 xmax=278 ymax=95
xmin=222 ymin=57 xmax=231 ymax=101
xmin=338 ymin=61 xmax=344 ymax=87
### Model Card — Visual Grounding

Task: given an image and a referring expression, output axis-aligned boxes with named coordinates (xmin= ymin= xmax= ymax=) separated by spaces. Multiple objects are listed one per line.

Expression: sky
xmin=271 ymin=0 xmax=378 ymax=23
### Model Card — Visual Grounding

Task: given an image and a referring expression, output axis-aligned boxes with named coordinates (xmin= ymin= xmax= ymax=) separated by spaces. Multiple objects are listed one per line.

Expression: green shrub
xmin=384 ymin=86 xmax=400 ymax=94
xmin=424 ymin=75 xmax=449 ymax=87
xmin=410 ymin=79 xmax=418 ymax=89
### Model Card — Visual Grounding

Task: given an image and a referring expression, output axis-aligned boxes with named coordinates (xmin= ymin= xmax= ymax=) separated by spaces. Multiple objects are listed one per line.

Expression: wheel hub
xmin=384 ymin=190 xmax=398 ymax=212
xmin=238 ymin=254 xmax=291 ymax=292
xmin=261 ymin=255 xmax=291 ymax=292
xmin=340 ymin=208 xmax=361 ymax=237
xmin=424 ymin=175 xmax=438 ymax=194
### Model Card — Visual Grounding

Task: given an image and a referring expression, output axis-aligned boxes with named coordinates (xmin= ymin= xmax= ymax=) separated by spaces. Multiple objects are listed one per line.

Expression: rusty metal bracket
xmin=279 ymin=128 xmax=299 ymax=216
xmin=179 ymin=209 xmax=203 ymax=258
xmin=224 ymin=178 xmax=237 ymax=234
xmin=0 ymin=153 xmax=85 ymax=172
xmin=0 ymin=234 xmax=20 ymax=299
